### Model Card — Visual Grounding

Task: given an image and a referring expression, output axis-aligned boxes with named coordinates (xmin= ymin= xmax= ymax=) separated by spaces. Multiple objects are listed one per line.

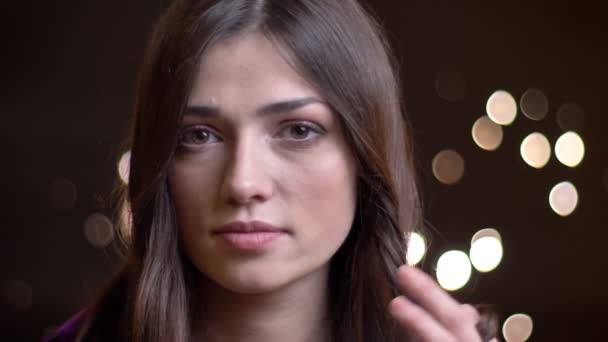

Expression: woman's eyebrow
xmin=185 ymin=97 xmax=324 ymax=117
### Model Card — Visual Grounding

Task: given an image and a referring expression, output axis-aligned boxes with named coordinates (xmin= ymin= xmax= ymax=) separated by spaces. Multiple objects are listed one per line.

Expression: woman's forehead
xmin=188 ymin=32 xmax=320 ymax=109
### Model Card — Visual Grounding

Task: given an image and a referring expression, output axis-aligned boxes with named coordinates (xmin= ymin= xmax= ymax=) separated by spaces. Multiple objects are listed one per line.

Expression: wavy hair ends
xmin=74 ymin=1 xmax=497 ymax=341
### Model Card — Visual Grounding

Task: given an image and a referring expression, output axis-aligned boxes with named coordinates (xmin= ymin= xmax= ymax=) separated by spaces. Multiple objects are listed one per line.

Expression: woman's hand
xmin=388 ymin=265 xmax=494 ymax=342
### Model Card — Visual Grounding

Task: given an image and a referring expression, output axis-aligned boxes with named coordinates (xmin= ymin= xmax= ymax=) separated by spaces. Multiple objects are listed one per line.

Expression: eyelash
xmin=178 ymin=126 xmax=222 ymax=149
xmin=277 ymin=121 xmax=324 ymax=142
xmin=177 ymin=121 xmax=325 ymax=150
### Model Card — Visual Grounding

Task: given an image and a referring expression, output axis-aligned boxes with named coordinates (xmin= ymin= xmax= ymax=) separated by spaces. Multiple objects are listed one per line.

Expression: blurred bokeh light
xmin=486 ymin=90 xmax=518 ymax=125
xmin=520 ymin=132 xmax=551 ymax=169
xmin=436 ymin=250 xmax=472 ymax=291
xmin=472 ymin=116 xmax=504 ymax=151
xmin=556 ymin=102 xmax=585 ymax=132
xmin=470 ymin=228 xmax=503 ymax=272
xmin=406 ymin=232 xmax=427 ymax=266
xmin=84 ymin=213 xmax=115 ymax=248
xmin=432 ymin=150 xmax=466 ymax=185
xmin=49 ymin=178 xmax=77 ymax=211
xmin=555 ymin=131 xmax=585 ymax=167
xmin=503 ymin=313 xmax=534 ymax=341
xmin=549 ymin=181 xmax=579 ymax=217
xmin=519 ymin=88 xmax=548 ymax=121
xmin=118 ymin=151 xmax=131 ymax=184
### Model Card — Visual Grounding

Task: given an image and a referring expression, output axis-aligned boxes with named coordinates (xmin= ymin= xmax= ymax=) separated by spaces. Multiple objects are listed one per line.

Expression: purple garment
xmin=42 ymin=310 xmax=86 ymax=342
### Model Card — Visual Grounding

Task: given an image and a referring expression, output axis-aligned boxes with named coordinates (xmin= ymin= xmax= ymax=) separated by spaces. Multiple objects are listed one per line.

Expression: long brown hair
xmin=77 ymin=0 xmax=493 ymax=341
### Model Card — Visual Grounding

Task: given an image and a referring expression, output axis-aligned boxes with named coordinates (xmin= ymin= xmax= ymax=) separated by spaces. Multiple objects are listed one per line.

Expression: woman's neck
xmin=193 ymin=267 xmax=332 ymax=342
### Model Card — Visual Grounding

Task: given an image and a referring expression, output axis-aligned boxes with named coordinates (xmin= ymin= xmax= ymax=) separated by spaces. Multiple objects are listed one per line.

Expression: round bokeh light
xmin=486 ymin=90 xmax=517 ymax=125
xmin=436 ymin=250 xmax=472 ymax=291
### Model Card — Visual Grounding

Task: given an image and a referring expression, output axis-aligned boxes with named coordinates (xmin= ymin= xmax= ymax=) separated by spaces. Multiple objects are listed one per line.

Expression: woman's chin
xmin=196 ymin=264 xmax=290 ymax=295
xmin=197 ymin=258 xmax=329 ymax=296
xmin=215 ymin=273 xmax=290 ymax=295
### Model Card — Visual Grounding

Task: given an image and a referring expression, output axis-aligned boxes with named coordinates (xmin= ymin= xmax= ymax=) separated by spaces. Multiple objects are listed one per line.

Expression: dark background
xmin=2 ymin=0 xmax=606 ymax=341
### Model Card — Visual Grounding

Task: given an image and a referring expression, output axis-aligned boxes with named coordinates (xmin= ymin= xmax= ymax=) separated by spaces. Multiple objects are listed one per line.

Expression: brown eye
xmin=180 ymin=126 xmax=221 ymax=146
xmin=290 ymin=125 xmax=313 ymax=139
xmin=279 ymin=122 xmax=323 ymax=141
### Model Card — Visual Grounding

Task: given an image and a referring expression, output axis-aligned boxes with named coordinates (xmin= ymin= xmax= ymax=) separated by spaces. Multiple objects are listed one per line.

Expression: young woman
xmin=46 ymin=0 xmax=497 ymax=341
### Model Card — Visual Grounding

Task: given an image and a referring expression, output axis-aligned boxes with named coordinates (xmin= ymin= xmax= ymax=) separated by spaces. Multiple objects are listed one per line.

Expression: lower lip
xmin=216 ymin=231 xmax=285 ymax=251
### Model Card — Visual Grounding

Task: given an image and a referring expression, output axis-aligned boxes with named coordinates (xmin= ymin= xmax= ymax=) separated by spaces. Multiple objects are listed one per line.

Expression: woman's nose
xmin=220 ymin=139 xmax=274 ymax=206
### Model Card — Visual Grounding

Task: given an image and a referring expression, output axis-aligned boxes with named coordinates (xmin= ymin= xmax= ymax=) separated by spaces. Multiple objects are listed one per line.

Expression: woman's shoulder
xmin=42 ymin=310 xmax=87 ymax=342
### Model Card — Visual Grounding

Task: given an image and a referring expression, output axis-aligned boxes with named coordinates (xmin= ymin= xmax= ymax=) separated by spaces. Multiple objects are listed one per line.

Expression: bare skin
xmin=169 ymin=31 xmax=488 ymax=342
xmin=171 ymin=32 xmax=352 ymax=342
xmin=192 ymin=268 xmax=331 ymax=342
xmin=389 ymin=265 xmax=495 ymax=342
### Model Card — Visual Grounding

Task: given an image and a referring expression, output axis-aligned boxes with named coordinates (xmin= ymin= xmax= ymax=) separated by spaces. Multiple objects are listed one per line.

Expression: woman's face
xmin=168 ymin=32 xmax=357 ymax=294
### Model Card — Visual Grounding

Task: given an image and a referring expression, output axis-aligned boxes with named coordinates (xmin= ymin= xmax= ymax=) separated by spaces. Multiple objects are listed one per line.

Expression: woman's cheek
xmin=169 ymin=159 xmax=219 ymax=229
xmin=289 ymin=147 xmax=357 ymax=228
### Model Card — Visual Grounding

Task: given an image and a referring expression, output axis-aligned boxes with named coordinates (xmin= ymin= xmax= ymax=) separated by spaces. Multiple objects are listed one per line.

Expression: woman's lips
xmin=217 ymin=231 xmax=285 ymax=251
xmin=212 ymin=221 xmax=288 ymax=251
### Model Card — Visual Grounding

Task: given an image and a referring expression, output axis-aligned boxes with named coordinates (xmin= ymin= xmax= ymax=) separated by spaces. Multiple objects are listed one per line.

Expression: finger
xmin=396 ymin=266 xmax=480 ymax=333
xmin=388 ymin=296 xmax=455 ymax=342
xmin=458 ymin=304 xmax=486 ymax=341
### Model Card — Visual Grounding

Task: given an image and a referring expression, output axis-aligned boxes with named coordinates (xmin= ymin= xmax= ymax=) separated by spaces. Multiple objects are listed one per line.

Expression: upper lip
xmin=212 ymin=221 xmax=289 ymax=234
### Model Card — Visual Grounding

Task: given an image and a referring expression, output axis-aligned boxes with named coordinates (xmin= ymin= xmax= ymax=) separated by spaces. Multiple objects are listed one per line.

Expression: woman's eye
xmin=179 ymin=126 xmax=221 ymax=146
xmin=279 ymin=123 xmax=323 ymax=141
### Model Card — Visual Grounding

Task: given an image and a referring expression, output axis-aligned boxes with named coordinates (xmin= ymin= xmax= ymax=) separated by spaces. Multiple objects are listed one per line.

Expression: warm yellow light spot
xmin=520 ymin=132 xmax=551 ymax=169
xmin=472 ymin=228 xmax=502 ymax=243
xmin=557 ymin=102 xmax=584 ymax=132
xmin=84 ymin=213 xmax=115 ymax=248
xmin=436 ymin=250 xmax=472 ymax=291
xmin=470 ymin=228 xmax=503 ymax=272
xmin=520 ymin=88 xmax=548 ymax=120
xmin=406 ymin=232 xmax=427 ymax=266
xmin=503 ymin=313 xmax=533 ymax=341
xmin=555 ymin=131 xmax=585 ymax=167
xmin=432 ymin=150 xmax=465 ymax=185
xmin=486 ymin=90 xmax=517 ymax=125
xmin=549 ymin=181 xmax=578 ymax=217
xmin=435 ymin=70 xmax=466 ymax=101
xmin=472 ymin=116 xmax=503 ymax=151
xmin=118 ymin=151 xmax=131 ymax=184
